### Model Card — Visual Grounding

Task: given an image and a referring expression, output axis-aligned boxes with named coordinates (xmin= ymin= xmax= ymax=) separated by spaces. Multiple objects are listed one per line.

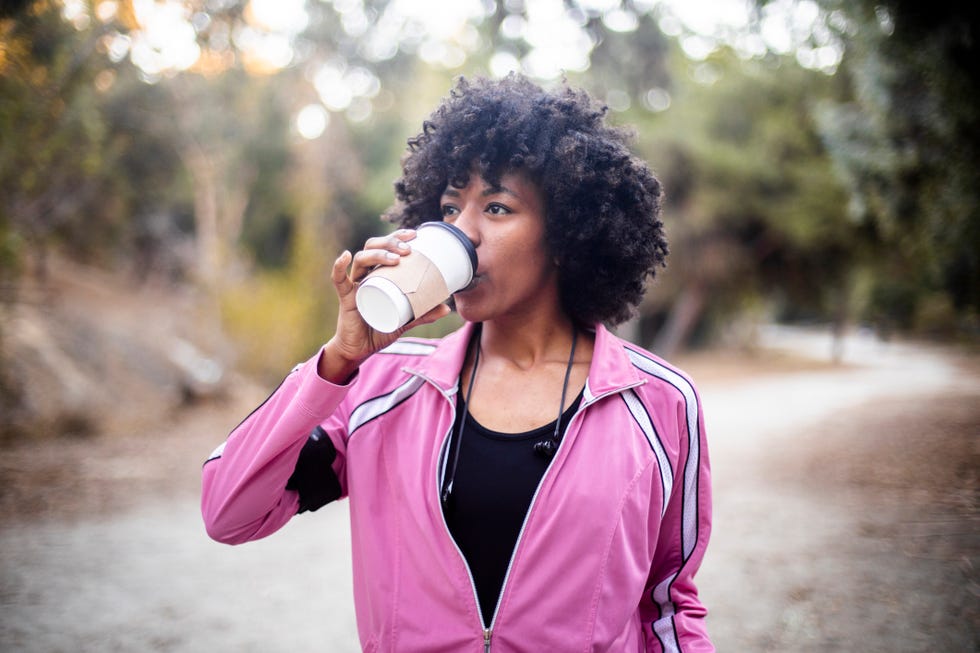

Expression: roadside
xmin=698 ymin=380 xmax=979 ymax=651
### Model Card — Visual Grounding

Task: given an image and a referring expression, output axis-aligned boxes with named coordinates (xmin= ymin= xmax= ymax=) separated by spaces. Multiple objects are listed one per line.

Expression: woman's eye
xmin=441 ymin=205 xmax=459 ymax=218
xmin=486 ymin=203 xmax=511 ymax=215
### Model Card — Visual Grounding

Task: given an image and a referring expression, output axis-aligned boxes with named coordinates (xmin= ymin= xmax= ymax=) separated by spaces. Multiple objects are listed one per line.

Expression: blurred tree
xmin=0 ymin=1 xmax=113 ymax=283
xmin=0 ymin=1 xmax=193 ymax=287
xmin=799 ymin=0 xmax=980 ymax=333
xmin=10 ymin=0 xmax=969 ymax=363
xmin=623 ymin=44 xmax=855 ymax=354
xmin=100 ymin=71 xmax=190 ymax=282
xmin=571 ymin=11 xmax=673 ymax=110
xmin=163 ymin=71 xmax=292 ymax=288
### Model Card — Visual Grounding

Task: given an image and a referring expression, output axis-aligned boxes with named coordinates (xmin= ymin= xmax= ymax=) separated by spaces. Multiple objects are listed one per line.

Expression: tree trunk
xmin=168 ymin=80 xmax=255 ymax=292
xmin=653 ymin=282 xmax=707 ymax=358
xmin=183 ymin=141 xmax=221 ymax=289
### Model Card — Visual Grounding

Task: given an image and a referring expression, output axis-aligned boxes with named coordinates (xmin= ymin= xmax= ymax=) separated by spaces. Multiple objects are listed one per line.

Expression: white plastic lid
xmin=412 ymin=222 xmax=477 ymax=292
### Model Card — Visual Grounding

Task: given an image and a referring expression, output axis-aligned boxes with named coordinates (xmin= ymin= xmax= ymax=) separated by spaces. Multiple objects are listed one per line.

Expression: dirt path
xmin=1 ymin=328 xmax=977 ymax=652
xmin=691 ymin=328 xmax=979 ymax=652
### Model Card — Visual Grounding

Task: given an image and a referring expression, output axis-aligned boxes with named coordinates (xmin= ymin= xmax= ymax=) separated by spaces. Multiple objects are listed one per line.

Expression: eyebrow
xmin=441 ymin=185 xmax=521 ymax=200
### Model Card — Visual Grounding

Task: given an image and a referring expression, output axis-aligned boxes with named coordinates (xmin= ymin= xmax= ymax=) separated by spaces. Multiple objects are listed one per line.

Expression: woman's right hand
xmin=318 ymin=229 xmax=451 ymax=383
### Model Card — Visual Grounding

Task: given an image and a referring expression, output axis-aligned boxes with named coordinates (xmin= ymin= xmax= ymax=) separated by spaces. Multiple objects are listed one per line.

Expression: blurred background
xmin=0 ymin=1 xmax=977 ymax=651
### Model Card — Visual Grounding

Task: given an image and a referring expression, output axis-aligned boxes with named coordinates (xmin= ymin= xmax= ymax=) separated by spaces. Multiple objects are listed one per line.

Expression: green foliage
xmin=220 ymin=267 xmax=332 ymax=380
xmin=3 ymin=0 xmax=974 ymax=372
xmin=808 ymin=0 xmax=980 ymax=333
xmin=626 ymin=44 xmax=856 ymax=331
xmin=0 ymin=2 xmax=194 ymax=281
xmin=0 ymin=2 xmax=108 ymax=274
xmin=220 ymin=212 xmax=337 ymax=380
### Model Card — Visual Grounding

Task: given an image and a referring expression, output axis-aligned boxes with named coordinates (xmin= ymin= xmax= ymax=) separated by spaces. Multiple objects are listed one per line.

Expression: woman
xmin=202 ymin=74 xmax=713 ymax=652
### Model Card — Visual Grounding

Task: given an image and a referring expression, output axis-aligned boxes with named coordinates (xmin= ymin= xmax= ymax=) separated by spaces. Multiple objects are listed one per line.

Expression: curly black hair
xmin=384 ymin=74 xmax=667 ymax=327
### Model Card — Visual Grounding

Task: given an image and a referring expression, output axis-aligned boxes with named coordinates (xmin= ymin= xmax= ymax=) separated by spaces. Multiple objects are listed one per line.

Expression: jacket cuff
xmin=291 ymin=346 xmax=359 ymax=418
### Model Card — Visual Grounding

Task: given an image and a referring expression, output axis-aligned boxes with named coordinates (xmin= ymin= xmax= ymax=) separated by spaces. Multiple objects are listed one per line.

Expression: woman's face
xmin=440 ymin=171 xmax=557 ymax=325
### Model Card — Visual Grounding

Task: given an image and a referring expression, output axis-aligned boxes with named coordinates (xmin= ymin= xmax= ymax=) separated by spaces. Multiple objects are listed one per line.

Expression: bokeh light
xmin=296 ymin=103 xmax=329 ymax=139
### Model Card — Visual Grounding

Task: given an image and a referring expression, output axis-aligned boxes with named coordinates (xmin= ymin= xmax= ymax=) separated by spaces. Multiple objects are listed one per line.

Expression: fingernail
xmin=386 ymin=252 xmax=399 ymax=260
xmin=397 ymin=241 xmax=410 ymax=250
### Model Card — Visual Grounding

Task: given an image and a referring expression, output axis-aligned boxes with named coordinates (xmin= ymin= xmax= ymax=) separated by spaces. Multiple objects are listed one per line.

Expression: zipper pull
xmin=483 ymin=628 xmax=492 ymax=653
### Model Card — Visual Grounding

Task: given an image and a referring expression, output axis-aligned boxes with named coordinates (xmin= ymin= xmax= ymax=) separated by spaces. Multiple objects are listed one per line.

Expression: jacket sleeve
xmin=642 ymin=384 xmax=714 ymax=652
xmin=200 ymin=347 xmax=354 ymax=545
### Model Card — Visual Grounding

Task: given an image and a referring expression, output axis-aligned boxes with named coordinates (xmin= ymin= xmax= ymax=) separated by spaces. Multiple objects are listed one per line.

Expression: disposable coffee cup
xmin=355 ymin=222 xmax=478 ymax=333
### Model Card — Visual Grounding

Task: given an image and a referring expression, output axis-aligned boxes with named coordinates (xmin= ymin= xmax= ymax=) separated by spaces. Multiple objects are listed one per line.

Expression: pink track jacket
xmin=202 ymin=322 xmax=714 ymax=652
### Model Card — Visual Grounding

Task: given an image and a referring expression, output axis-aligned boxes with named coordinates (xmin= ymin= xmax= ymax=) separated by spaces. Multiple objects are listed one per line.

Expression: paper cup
xmin=356 ymin=222 xmax=477 ymax=333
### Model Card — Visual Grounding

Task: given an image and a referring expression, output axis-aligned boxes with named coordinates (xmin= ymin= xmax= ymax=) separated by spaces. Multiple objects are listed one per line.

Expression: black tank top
xmin=442 ymin=389 xmax=583 ymax=625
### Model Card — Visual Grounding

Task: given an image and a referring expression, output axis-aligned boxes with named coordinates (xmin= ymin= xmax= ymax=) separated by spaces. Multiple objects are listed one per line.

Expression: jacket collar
xmin=403 ymin=321 xmax=477 ymax=392
xmin=585 ymin=323 xmax=645 ymax=398
xmin=405 ymin=321 xmax=643 ymax=398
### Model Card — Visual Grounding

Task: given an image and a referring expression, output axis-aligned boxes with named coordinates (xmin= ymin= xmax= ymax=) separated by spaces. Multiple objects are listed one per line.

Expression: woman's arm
xmin=200 ymin=349 xmax=355 ymax=544
xmin=201 ymin=238 xmax=450 ymax=545
xmin=642 ymin=387 xmax=714 ymax=652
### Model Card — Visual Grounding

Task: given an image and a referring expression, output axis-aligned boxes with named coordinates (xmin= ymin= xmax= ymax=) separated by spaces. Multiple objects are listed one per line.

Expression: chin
xmin=453 ymin=303 xmax=483 ymax=324
xmin=453 ymin=295 xmax=491 ymax=324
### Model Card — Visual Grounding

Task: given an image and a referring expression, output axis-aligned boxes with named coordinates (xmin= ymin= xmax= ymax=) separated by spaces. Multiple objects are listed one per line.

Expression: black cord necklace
xmin=441 ymin=324 xmax=579 ymax=504
xmin=533 ymin=326 xmax=578 ymax=459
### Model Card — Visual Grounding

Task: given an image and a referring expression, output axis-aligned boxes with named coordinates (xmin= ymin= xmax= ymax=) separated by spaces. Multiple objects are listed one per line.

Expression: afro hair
xmin=385 ymin=74 xmax=667 ymax=327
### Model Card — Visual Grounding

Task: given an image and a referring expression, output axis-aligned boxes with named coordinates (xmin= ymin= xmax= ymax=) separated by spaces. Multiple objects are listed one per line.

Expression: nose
xmin=451 ymin=204 xmax=481 ymax=249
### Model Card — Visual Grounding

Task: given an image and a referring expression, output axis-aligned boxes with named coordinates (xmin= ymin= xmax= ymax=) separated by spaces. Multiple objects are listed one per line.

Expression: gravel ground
xmin=1 ymin=329 xmax=977 ymax=652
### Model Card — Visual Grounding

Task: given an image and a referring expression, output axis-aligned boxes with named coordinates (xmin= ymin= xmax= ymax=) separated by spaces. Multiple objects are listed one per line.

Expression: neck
xmin=478 ymin=308 xmax=578 ymax=370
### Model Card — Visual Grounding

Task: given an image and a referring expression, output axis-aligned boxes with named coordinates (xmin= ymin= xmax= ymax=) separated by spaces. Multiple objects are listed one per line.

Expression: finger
xmin=332 ymin=250 xmax=354 ymax=293
xmin=363 ymin=230 xmax=416 ymax=255
xmin=350 ymin=248 xmax=403 ymax=282
xmin=392 ymin=228 xmax=417 ymax=243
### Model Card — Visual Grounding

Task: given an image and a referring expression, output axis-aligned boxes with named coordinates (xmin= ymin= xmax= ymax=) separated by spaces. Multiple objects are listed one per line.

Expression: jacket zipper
xmin=413 ymin=372 xmax=492 ymax=649
xmin=433 ymin=402 xmax=491 ymax=648
xmin=480 ymin=404 xmax=586 ymax=635
xmin=482 ymin=384 xmax=644 ymax=640
xmin=422 ymin=373 xmax=643 ymax=651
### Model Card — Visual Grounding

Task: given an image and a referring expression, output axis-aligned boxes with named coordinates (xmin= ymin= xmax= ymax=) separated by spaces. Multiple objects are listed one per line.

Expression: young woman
xmin=202 ymin=74 xmax=714 ymax=652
